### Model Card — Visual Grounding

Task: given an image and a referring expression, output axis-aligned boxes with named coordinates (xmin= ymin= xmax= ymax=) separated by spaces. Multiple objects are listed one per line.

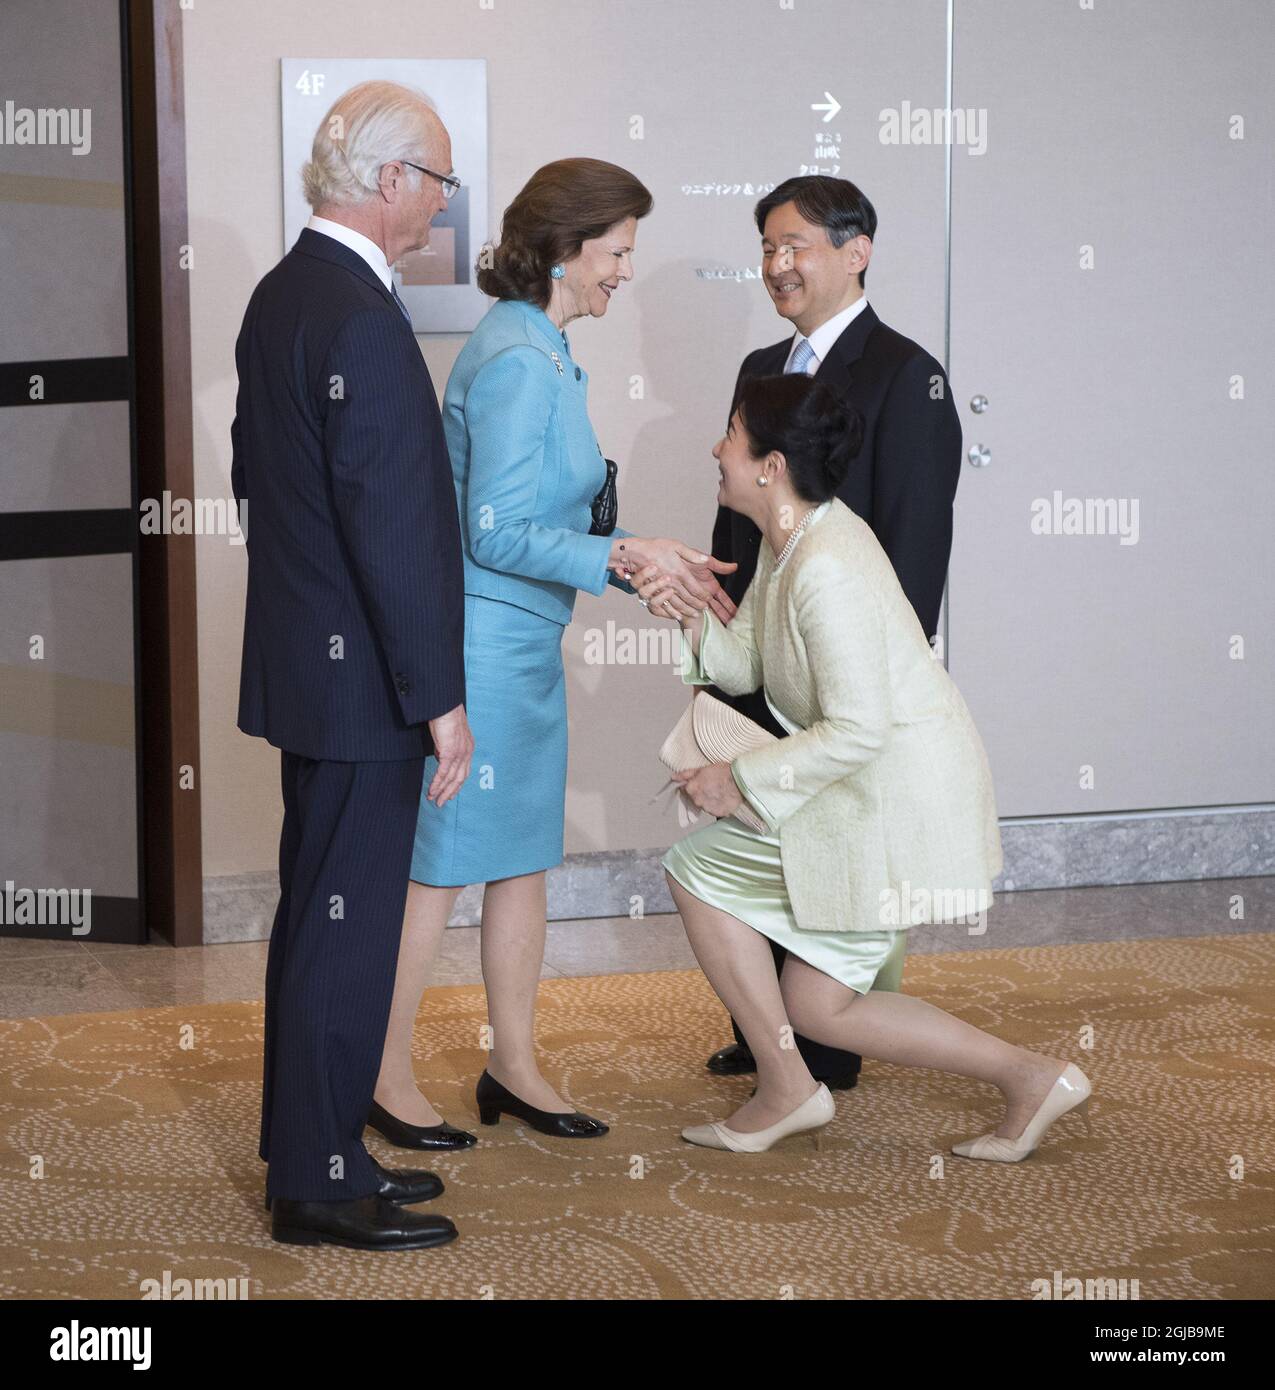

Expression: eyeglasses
xmin=401 ymin=161 xmax=461 ymax=199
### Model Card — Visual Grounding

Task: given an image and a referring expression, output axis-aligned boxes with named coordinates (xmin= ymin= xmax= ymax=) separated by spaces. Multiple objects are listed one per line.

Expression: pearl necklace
xmin=773 ymin=505 xmax=820 ymax=571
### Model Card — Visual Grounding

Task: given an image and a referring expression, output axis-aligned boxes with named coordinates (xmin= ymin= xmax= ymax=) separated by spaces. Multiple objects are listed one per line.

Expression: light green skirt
xmin=662 ymin=814 xmax=906 ymax=995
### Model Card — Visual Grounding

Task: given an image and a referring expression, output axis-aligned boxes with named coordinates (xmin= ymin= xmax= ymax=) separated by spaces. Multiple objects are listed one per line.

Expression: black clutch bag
xmin=589 ymin=457 xmax=619 ymax=536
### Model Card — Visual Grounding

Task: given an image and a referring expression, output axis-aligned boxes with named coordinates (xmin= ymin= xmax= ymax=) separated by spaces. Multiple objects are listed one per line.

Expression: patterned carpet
xmin=1 ymin=933 xmax=1272 ymax=1300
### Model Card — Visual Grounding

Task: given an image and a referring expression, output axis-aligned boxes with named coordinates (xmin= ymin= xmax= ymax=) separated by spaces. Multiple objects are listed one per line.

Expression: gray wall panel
xmin=0 ymin=401 xmax=132 ymax=510
xmin=947 ymin=0 xmax=1275 ymax=815
xmin=0 ymin=731 xmax=138 ymax=897
xmin=0 ymin=553 xmax=136 ymax=685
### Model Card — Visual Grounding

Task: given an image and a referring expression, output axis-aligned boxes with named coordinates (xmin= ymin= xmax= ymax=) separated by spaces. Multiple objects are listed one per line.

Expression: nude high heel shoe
xmin=951 ymin=1063 xmax=1092 ymax=1162
xmin=681 ymin=1083 xmax=835 ymax=1152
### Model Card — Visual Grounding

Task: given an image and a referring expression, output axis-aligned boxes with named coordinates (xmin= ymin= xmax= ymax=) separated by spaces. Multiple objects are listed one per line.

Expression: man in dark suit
xmin=231 ymin=81 xmax=472 ymax=1250
xmin=705 ymin=174 xmax=962 ymax=1087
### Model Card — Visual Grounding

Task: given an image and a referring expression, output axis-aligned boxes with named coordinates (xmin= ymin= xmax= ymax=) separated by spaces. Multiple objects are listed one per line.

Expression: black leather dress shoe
xmin=475 ymin=1070 xmax=608 ymax=1138
xmin=706 ymin=1042 xmax=757 ymax=1076
xmin=271 ymin=1194 xmax=457 ymax=1251
xmin=264 ymin=1157 xmax=444 ymax=1211
xmin=366 ymin=1098 xmax=478 ymax=1152
xmin=710 ymin=1043 xmax=860 ymax=1091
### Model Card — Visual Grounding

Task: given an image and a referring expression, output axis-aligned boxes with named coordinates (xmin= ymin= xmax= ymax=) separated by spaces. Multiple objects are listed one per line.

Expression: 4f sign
xmin=295 ymin=71 xmax=326 ymax=97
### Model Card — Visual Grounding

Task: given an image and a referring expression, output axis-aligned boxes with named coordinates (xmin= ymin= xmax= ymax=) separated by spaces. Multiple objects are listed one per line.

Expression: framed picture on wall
xmin=280 ymin=57 xmax=488 ymax=333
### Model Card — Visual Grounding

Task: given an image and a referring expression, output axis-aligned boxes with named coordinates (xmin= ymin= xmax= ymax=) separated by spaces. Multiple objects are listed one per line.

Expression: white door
xmin=946 ymin=0 xmax=1275 ymax=816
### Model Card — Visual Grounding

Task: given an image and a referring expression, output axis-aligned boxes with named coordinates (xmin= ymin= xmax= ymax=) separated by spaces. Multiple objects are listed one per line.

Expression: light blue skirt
xmin=411 ymin=593 xmax=567 ymax=886
xmin=663 ymin=814 xmax=907 ymax=994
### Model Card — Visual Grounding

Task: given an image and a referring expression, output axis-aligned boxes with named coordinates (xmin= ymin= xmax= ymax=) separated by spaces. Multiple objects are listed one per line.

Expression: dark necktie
xmin=389 ymin=281 xmax=412 ymax=326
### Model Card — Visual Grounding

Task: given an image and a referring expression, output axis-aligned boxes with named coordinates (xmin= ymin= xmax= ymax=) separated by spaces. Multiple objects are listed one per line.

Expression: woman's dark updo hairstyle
xmin=734 ymin=374 xmax=863 ymax=502
xmin=477 ymin=158 xmax=653 ymax=306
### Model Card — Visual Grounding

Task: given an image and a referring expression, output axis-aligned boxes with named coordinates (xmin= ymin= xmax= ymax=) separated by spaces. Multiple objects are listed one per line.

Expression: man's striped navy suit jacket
xmin=231 ymin=228 xmax=466 ymax=762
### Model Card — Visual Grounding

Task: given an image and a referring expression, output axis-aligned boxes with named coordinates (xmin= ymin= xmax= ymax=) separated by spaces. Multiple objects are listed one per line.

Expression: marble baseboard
xmin=995 ymin=804 xmax=1275 ymax=893
xmin=202 ymin=804 xmax=1275 ymax=942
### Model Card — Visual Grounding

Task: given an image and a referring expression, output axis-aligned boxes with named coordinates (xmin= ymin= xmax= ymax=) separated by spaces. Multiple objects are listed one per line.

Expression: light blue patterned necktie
xmin=390 ymin=281 xmax=413 ymax=325
xmin=786 ymin=336 xmax=817 ymax=375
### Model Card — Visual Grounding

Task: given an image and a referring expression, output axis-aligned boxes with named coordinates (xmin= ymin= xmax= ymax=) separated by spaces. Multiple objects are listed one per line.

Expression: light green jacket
xmin=680 ymin=497 xmax=1003 ymax=932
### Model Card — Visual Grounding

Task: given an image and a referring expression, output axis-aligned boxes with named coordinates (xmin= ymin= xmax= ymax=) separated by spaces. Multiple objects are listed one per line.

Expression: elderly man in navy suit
xmin=231 ymin=81 xmax=472 ymax=1251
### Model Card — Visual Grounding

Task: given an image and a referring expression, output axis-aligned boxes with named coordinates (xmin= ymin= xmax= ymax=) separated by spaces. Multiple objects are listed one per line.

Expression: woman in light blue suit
xmin=369 ymin=159 xmax=736 ymax=1146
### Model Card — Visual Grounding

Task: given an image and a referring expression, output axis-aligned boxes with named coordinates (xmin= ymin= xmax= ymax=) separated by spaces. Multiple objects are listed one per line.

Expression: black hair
xmin=754 ymin=175 xmax=877 ymax=287
xmin=734 ymin=374 xmax=863 ymax=503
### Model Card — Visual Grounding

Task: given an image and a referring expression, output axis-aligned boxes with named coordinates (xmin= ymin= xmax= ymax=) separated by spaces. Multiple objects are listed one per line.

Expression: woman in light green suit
xmin=639 ymin=373 xmax=1092 ymax=1162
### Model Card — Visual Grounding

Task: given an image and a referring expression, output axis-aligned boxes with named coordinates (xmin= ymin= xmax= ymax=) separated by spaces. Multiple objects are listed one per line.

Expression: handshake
xmin=609 ymin=536 xmax=738 ymax=626
xmin=426 ymin=535 xmax=736 ymax=815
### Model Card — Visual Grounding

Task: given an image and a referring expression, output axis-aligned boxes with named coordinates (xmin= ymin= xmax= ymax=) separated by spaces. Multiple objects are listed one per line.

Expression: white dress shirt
xmin=306 ymin=214 xmax=394 ymax=291
xmin=782 ymin=295 xmax=870 ymax=375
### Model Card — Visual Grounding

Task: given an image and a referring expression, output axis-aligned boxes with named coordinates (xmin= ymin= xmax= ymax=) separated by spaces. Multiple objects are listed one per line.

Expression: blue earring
xmin=550 ymin=264 xmax=566 ymax=279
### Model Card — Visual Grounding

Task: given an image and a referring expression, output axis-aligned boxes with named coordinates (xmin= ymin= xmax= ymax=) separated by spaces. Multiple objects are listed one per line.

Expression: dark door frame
xmin=126 ymin=0 xmax=203 ymax=946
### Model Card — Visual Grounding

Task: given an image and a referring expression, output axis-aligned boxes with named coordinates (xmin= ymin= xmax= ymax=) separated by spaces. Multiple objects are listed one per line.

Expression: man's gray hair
xmin=302 ymin=80 xmax=438 ymax=209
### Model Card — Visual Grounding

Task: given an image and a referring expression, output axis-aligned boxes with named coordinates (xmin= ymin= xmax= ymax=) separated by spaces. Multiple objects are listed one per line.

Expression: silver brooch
xmin=549 ymin=351 xmax=564 ymax=375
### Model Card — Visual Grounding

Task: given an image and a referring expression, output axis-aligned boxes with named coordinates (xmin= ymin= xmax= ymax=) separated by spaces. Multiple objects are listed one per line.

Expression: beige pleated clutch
xmin=656 ymin=690 xmax=777 ymax=834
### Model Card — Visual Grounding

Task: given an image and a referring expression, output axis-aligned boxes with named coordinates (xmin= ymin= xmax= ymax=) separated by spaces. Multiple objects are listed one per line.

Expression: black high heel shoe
xmin=475 ymin=1070 xmax=609 ymax=1138
xmin=365 ymin=1098 xmax=478 ymax=1152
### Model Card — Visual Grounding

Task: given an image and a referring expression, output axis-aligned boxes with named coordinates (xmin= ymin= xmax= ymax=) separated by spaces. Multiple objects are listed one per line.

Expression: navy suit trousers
xmin=259 ymin=751 xmax=425 ymax=1201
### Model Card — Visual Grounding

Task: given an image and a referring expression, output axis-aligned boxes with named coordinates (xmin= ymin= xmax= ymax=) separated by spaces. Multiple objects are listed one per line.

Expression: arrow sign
xmin=811 ymin=91 xmax=841 ymax=123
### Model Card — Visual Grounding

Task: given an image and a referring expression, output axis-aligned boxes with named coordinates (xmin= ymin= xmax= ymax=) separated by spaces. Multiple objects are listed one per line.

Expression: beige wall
xmin=184 ymin=0 xmax=949 ymax=877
